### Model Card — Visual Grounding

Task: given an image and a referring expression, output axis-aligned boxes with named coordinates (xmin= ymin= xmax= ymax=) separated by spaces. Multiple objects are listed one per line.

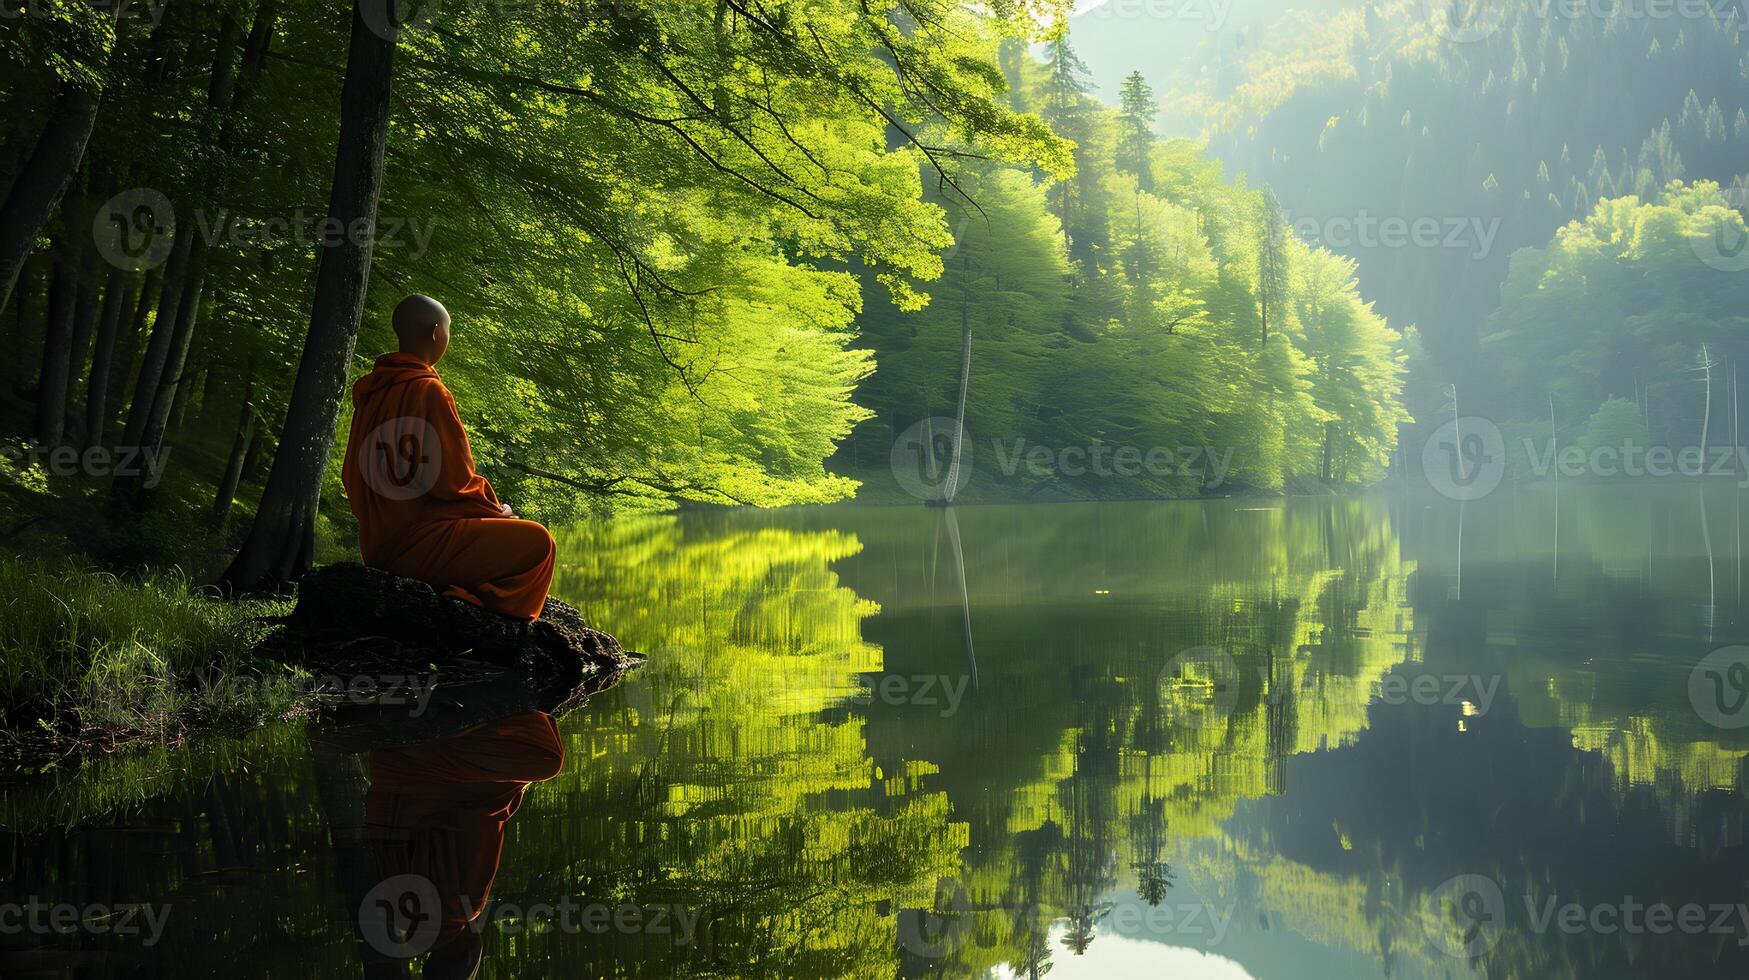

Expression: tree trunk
xmin=34 ymin=236 xmax=80 ymax=446
xmin=168 ymin=359 xmax=198 ymax=434
xmin=191 ymin=355 xmax=220 ymax=429
xmin=222 ymin=0 xmax=397 ymax=592
xmin=214 ymin=390 xmax=255 ymax=526
xmin=140 ymin=246 xmax=208 ymax=454
xmin=241 ymin=427 xmax=267 ymax=484
xmin=0 ymin=85 xmax=101 ymax=318
xmin=63 ymin=250 xmax=103 ymax=437
xmin=121 ymin=226 xmax=195 ymax=449
xmin=103 ymin=267 xmax=157 ymax=441
xmin=943 ymin=254 xmax=972 ymax=504
xmin=1321 ymin=422 xmax=1334 ymax=483
xmin=84 ymin=267 xmax=132 ymax=447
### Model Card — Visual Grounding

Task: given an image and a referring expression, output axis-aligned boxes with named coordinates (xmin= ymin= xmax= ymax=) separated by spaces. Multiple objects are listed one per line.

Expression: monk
xmin=342 ymin=294 xmax=555 ymax=620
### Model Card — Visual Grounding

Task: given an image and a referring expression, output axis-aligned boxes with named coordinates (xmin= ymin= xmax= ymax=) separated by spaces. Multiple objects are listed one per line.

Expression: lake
xmin=7 ymin=484 xmax=1749 ymax=978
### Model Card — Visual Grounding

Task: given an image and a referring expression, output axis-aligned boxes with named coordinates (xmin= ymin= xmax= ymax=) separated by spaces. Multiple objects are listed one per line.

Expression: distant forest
xmin=1070 ymin=0 xmax=1749 ymax=444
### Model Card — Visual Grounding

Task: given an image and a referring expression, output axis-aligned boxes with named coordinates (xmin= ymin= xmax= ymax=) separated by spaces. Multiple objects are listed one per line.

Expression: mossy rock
xmin=260 ymin=562 xmax=640 ymax=679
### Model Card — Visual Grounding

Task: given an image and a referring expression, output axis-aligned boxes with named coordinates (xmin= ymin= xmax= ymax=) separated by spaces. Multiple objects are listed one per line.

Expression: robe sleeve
xmin=423 ymin=382 xmax=503 ymax=512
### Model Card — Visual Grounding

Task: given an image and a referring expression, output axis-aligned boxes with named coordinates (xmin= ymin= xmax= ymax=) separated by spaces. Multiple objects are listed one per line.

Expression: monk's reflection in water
xmin=322 ymin=711 xmax=565 ymax=980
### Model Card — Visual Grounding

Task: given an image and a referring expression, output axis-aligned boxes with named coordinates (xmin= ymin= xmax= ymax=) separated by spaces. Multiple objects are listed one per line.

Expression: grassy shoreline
xmin=0 ymin=557 xmax=315 ymax=770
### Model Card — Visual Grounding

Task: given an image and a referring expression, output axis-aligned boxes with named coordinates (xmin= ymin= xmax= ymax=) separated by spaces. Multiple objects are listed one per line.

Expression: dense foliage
xmin=839 ymin=46 xmax=1407 ymax=498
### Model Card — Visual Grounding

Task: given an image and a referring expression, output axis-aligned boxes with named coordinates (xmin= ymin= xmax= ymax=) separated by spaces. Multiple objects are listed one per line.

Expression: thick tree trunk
xmin=222 ymin=1 xmax=397 ymax=592
xmin=121 ymin=226 xmax=195 ymax=449
xmin=84 ymin=267 xmax=132 ymax=447
xmin=0 ymin=85 xmax=101 ymax=317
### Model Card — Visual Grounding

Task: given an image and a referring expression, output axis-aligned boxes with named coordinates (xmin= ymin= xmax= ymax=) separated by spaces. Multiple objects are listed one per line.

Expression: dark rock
xmin=260 ymin=562 xmax=640 ymax=680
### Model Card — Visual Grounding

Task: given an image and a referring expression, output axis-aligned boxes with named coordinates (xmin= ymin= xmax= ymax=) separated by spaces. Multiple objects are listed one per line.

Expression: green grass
xmin=0 ymin=556 xmax=309 ymax=761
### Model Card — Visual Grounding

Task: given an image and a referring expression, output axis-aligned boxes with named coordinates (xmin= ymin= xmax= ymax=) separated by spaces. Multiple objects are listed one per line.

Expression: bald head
xmin=393 ymin=293 xmax=451 ymax=365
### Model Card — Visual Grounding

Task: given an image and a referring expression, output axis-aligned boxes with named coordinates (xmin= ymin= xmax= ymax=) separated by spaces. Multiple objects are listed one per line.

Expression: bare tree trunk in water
xmin=0 ymin=85 xmax=101 ymax=317
xmin=222 ymin=0 xmax=397 ymax=592
xmin=944 ymin=254 xmax=972 ymax=503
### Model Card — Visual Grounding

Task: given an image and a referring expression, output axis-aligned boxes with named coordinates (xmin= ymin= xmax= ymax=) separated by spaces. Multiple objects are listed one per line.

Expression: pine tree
xmin=1116 ymin=70 xmax=1157 ymax=193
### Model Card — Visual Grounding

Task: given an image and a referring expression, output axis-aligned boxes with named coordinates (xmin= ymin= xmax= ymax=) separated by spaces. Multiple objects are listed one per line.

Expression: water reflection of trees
xmin=12 ymin=494 xmax=1749 ymax=978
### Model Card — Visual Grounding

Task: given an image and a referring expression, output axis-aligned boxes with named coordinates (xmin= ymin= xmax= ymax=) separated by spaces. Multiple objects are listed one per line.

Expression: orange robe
xmin=339 ymin=351 xmax=552 ymax=619
xmin=365 ymin=712 xmax=565 ymax=953
xmin=341 ymin=352 xmax=555 ymax=620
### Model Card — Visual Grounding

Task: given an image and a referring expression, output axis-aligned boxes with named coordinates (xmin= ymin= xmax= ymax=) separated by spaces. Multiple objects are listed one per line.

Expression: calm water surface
xmin=8 ymin=485 xmax=1749 ymax=978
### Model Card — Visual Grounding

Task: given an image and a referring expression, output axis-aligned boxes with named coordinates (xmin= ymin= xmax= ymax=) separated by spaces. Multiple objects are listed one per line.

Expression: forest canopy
xmin=1 ymin=0 xmax=1408 ymax=586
